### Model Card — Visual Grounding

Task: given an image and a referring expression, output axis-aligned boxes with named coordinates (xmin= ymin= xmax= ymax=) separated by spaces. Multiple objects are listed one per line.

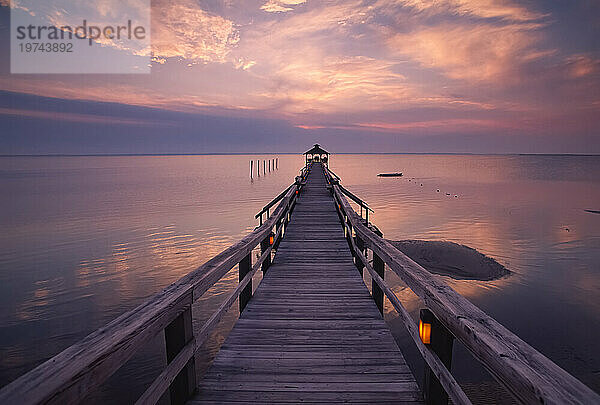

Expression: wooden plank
xmin=206 ymin=358 xmax=410 ymax=367
xmin=198 ymin=381 xmax=420 ymax=392
xmin=239 ymin=312 xmax=383 ymax=320
xmin=213 ymin=350 xmax=408 ymax=359
xmin=218 ymin=344 xmax=407 ymax=352
xmin=200 ymin=365 xmax=414 ymax=375
xmin=200 ymin=373 xmax=416 ymax=383
xmin=208 ymin=353 xmax=412 ymax=363
xmin=190 ymin=391 xmax=423 ymax=403
xmin=224 ymin=329 xmax=397 ymax=341
xmin=251 ymin=290 xmax=371 ymax=295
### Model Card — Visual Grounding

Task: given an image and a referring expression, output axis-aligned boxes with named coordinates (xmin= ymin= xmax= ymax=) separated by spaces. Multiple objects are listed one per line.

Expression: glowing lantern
xmin=419 ymin=309 xmax=436 ymax=345
xmin=419 ymin=319 xmax=431 ymax=345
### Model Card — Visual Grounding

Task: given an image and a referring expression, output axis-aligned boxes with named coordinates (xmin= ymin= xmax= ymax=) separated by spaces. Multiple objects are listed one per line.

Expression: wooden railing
xmin=326 ymin=168 xmax=373 ymax=223
xmin=255 ymin=165 xmax=310 ymax=225
xmin=0 ymin=171 xmax=306 ymax=405
xmin=324 ymin=165 xmax=600 ymax=405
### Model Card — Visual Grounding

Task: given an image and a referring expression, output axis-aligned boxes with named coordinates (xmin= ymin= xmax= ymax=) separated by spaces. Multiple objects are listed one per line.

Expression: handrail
xmin=346 ymin=226 xmax=472 ymax=405
xmin=0 ymin=173 xmax=301 ymax=405
xmin=255 ymin=164 xmax=311 ymax=223
xmin=325 ymin=166 xmax=600 ymax=405
xmin=136 ymin=211 xmax=287 ymax=405
xmin=327 ymin=168 xmax=341 ymax=181
xmin=255 ymin=183 xmax=295 ymax=219
xmin=338 ymin=184 xmax=374 ymax=213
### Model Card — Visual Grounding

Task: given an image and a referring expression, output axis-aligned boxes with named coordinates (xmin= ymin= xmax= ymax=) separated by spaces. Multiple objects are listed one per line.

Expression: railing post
xmin=260 ymin=232 xmax=272 ymax=273
xmin=290 ymin=185 xmax=300 ymax=214
xmin=274 ymin=218 xmax=282 ymax=250
xmin=372 ymin=251 xmax=384 ymax=315
xmin=372 ymin=228 xmax=384 ymax=315
xmin=420 ymin=308 xmax=454 ymax=405
xmin=347 ymin=222 xmax=355 ymax=258
xmin=239 ymin=253 xmax=252 ymax=313
xmin=164 ymin=306 xmax=196 ymax=405
xmin=355 ymin=235 xmax=364 ymax=276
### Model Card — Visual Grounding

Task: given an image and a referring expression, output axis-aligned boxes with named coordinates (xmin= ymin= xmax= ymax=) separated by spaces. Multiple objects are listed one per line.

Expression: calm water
xmin=0 ymin=154 xmax=599 ymax=401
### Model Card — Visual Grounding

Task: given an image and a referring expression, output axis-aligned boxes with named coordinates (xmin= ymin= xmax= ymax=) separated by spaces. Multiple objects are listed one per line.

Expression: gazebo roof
xmin=304 ymin=144 xmax=329 ymax=155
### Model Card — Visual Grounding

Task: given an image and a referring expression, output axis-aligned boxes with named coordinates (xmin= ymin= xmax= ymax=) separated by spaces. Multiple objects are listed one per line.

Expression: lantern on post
xmin=420 ymin=308 xmax=455 ymax=405
xmin=260 ymin=231 xmax=275 ymax=273
xmin=419 ymin=309 xmax=433 ymax=345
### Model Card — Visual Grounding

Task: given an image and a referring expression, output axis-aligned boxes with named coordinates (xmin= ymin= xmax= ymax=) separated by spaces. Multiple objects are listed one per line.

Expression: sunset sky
xmin=0 ymin=0 xmax=599 ymax=154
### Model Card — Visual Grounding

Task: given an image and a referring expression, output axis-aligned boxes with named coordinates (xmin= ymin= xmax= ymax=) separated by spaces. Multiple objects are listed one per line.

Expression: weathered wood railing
xmin=324 ymin=165 xmax=600 ymax=405
xmin=326 ymin=168 xmax=373 ymax=222
xmin=255 ymin=164 xmax=309 ymax=225
xmin=0 ymin=172 xmax=306 ymax=405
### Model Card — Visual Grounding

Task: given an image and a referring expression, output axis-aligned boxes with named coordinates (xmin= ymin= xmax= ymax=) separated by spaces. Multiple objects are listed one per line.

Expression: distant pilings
xmin=251 ymin=157 xmax=279 ymax=179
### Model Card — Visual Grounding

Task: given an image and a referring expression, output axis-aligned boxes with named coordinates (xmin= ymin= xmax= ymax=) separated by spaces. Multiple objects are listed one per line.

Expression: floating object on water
xmin=378 ymin=172 xmax=403 ymax=177
xmin=446 ymin=193 xmax=451 ymax=196
xmin=584 ymin=209 xmax=600 ymax=214
xmin=437 ymin=189 xmax=440 ymax=192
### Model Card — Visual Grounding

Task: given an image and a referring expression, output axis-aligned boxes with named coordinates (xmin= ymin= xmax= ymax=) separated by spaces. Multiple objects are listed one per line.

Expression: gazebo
xmin=304 ymin=144 xmax=329 ymax=167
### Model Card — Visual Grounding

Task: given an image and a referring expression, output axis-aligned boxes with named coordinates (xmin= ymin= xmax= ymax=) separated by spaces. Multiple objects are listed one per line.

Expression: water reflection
xmin=333 ymin=154 xmax=600 ymax=393
xmin=0 ymin=154 xmax=599 ymax=399
xmin=0 ymin=154 xmax=304 ymax=400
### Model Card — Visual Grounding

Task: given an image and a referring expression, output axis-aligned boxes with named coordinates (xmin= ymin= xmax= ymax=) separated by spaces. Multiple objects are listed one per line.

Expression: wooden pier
xmin=191 ymin=163 xmax=421 ymax=403
xmin=1 ymin=148 xmax=599 ymax=405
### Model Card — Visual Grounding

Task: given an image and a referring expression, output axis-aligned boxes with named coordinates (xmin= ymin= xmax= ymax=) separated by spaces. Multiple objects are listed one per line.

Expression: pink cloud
xmin=152 ymin=0 xmax=239 ymax=62
xmin=384 ymin=0 xmax=547 ymax=21
xmin=0 ymin=0 xmax=597 ymax=143
xmin=388 ymin=22 xmax=551 ymax=83
xmin=261 ymin=0 xmax=307 ymax=13
xmin=565 ymin=55 xmax=600 ymax=79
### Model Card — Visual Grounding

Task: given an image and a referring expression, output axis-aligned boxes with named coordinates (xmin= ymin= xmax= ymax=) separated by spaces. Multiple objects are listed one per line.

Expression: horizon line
xmin=1 ymin=152 xmax=600 ymax=157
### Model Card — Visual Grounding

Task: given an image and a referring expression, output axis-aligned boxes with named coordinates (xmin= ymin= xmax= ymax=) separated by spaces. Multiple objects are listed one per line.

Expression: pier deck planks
xmin=190 ymin=164 xmax=423 ymax=404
